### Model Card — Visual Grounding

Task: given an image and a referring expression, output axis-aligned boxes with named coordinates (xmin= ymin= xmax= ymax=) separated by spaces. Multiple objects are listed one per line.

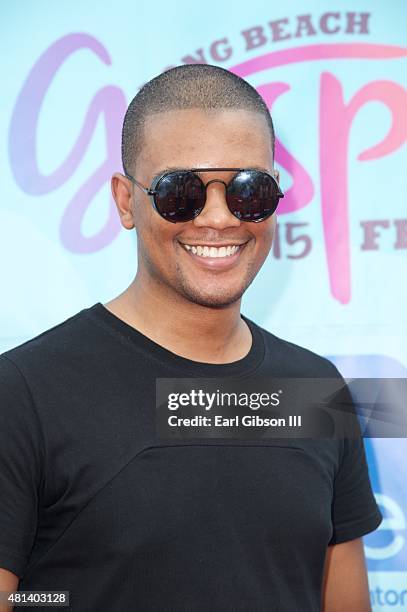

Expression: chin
xmin=181 ymin=286 xmax=246 ymax=309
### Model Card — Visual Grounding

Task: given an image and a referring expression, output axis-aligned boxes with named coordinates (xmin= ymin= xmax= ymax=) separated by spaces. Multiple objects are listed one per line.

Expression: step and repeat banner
xmin=1 ymin=0 xmax=406 ymax=608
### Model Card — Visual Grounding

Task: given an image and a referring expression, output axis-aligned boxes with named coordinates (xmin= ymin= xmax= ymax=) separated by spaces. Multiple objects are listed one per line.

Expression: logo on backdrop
xmin=8 ymin=11 xmax=407 ymax=304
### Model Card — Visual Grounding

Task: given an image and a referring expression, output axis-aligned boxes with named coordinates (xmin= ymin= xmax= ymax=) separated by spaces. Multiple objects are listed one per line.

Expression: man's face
xmin=122 ymin=108 xmax=277 ymax=308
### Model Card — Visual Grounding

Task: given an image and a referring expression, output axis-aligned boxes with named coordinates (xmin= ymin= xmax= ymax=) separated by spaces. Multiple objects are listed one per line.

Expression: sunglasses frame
xmin=124 ymin=167 xmax=284 ymax=223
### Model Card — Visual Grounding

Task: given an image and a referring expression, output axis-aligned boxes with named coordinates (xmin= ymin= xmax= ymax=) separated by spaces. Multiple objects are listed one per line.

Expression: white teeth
xmin=182 ymin=244 xmax=242 ymax=258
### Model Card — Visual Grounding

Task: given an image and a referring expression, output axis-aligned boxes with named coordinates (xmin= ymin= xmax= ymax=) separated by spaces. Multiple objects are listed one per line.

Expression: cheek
xmin=253 ymin=217 xmax=276 ymax=255
xmin=136 ymin=203 xmax=170 ymax=248
xmin=137 ymin=214 xmax=179 ymax=268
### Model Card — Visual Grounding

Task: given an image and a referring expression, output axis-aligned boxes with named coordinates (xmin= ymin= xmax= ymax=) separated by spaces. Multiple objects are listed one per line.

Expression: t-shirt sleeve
xmin=327 ymin=371 xmax=383 ymax=545
xmin=0 ymin=354 xmax=43 ymax=577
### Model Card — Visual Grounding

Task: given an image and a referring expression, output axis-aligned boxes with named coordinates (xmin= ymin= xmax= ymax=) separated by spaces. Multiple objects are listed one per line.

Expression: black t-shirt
xmin=0 ymin=303 xmax=382 ymax=611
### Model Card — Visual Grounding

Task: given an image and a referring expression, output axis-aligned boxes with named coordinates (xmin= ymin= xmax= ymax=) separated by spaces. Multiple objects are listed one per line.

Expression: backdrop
xmin=1 ymin=0 xmax=406 ymax=608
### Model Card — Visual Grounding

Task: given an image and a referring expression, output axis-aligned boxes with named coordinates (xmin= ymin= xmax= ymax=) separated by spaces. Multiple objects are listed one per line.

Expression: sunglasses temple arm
xmin=124 ymin=173 xmax=156 ymax=196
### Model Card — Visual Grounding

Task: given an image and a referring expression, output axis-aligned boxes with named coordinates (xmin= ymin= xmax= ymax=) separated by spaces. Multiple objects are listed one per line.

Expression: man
xmin=0 ymin=65 xmax=381 ymax=611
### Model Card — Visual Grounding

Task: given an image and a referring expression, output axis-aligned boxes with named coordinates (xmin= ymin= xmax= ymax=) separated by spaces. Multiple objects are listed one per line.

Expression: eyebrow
xmin=151 ymin=165 xmax=272 ymax=182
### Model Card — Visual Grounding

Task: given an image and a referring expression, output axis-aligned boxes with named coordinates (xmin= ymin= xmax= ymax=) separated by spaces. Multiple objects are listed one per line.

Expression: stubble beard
xmin=173 ymin=259 xmax=257 ymax=309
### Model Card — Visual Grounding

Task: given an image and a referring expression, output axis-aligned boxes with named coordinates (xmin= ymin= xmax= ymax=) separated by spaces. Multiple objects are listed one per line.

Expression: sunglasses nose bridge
xmin=203 ymin=178 xmax=230 ymax=205
xmin=203 ymin=178 xmax=235 ymax=213
xmin=193 ymin=178 xmax=240 ymax=228
xmin=201 ymin=178 xmax=231 ymax=211
xmin=204 ymin=178 xmax=228 ymax=189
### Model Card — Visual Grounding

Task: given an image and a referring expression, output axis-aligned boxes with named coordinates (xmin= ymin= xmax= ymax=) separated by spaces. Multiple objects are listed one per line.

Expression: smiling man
xmin=0 ymin=65 xmax=381 ymax=611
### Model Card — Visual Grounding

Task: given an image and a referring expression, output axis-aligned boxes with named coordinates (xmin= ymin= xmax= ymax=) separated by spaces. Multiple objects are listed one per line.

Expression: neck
xmin=104 ymin=271 xmax=252 ymax=364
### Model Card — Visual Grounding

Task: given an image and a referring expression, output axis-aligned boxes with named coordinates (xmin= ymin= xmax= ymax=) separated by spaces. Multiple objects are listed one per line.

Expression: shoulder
xmin=0 ymin=305 xmax=98 ymax=378
xmin=246 ymin=316 xmax=342 ymax=379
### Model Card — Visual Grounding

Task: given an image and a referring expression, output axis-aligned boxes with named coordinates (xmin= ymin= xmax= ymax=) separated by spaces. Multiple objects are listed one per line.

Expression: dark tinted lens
xmin=226 ymin=170 xmax=280 ymax=221
xmin=154 ymin=172 xmax=205 ymax=222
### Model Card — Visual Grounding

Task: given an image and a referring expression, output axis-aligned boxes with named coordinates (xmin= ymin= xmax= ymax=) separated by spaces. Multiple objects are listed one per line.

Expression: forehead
xmin=136 ymin=108 xmax=273 ymax=179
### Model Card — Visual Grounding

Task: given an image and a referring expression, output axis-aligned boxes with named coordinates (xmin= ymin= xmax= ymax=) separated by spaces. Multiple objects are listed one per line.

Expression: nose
xmin=193 ymin=179 xmax=241 ymax=230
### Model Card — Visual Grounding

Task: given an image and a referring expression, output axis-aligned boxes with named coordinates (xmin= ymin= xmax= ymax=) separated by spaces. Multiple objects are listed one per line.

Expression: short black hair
xmin=122 ymin=64 xmax=275 ymax=176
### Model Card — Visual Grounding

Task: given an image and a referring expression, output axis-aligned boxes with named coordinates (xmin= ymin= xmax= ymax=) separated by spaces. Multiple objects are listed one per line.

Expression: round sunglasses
xmin=124 ymin=167 xmax=284 ymax=223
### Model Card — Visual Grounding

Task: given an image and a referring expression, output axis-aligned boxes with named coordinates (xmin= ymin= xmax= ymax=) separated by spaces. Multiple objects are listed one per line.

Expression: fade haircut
xmin=121 ymin=64 xmax=275 ymax=176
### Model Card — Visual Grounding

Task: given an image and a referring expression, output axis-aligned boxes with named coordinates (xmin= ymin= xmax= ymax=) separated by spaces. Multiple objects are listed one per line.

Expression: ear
xmin=273 ymin=168 xmax=280 ymax=184
xmin=111 ymin=173 xmax=135 ymax=229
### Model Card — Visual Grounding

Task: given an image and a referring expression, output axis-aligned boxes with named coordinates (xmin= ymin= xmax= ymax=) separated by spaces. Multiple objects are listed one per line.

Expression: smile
xmin=180 ymin=244 xmax=244 ymax=258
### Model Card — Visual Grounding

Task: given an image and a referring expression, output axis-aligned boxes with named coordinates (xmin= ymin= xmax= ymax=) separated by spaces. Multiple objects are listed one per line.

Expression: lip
xmin=178 ymin=240 xmax=250 ymax=270
xmin=179 ymin=242 xmax=248 ymax=248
